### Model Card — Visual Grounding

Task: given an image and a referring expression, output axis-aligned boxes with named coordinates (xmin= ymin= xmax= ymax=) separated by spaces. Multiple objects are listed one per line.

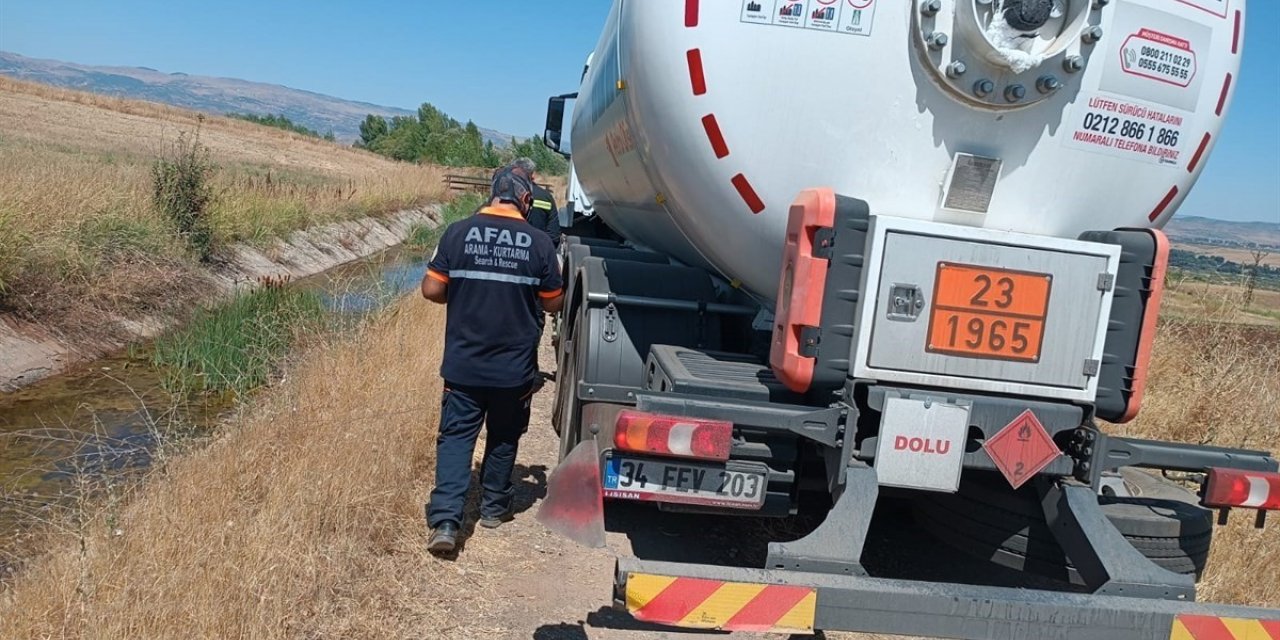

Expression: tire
xmin=913 ymin=468 xmax=1213 ymax=585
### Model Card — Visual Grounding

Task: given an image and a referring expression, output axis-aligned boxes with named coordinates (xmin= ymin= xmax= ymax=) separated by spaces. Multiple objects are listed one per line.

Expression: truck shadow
xmin=532 ymin=606 xmax=827 ymax=639
xmin=604 ymin=495 xmax=1081 ymax=592
xmin=531 ymin=606 xmax=726 ymax=638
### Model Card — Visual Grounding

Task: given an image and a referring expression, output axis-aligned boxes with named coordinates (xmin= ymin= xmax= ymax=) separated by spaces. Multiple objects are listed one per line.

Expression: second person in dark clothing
xmin=509 ymin=157 xmax=561 ymax=248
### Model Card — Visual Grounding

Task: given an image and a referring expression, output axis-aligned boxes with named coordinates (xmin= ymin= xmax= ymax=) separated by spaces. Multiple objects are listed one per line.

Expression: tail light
xmin=613 ymin=410 xmax=732 ymax=461
xmin=1203 ymin=469 xmax=1280 ymax=510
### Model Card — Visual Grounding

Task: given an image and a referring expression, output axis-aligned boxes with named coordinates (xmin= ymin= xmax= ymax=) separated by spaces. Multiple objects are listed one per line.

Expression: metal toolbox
xmin=852 ymin=216 xmax=1122 ymax=403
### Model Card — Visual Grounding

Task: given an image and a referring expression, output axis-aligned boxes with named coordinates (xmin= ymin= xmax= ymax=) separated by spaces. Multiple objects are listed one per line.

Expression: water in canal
xmin=0 ymin=247 xmax=429 ymax=572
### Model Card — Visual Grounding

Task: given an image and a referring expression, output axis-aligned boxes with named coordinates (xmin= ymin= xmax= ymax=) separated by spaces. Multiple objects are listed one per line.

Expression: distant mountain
xmin=0 ymin=51 xmax=516 ymax=146
xmin=1166 ymin=215 xmax=1280 ymax=251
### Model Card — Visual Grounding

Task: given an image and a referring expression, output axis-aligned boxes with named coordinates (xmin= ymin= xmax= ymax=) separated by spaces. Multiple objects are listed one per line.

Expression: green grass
xmin=405 ymin=193 xmax=486 ymax=250
xmin=150 ymin=286 xmax=326 ymax=396
xmin=76 ymin=213 xmax=176 ymax=261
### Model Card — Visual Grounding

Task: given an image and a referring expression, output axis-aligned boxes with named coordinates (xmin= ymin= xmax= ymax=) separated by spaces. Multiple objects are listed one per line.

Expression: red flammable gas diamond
xmin=983 ymin=410 xmax=1061 ymax=490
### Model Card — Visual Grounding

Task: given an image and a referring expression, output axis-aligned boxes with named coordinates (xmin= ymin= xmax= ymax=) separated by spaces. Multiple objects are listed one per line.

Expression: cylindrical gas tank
xmin=570 ymin=0 xmax=1244 ymax=301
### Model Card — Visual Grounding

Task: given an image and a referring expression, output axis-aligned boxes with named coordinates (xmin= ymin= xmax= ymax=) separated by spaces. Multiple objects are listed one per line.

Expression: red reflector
xmin=614 ymin=410 xmax=732 ymax=461
xmin=1203 ymin=469 xmax=1280 ymax=510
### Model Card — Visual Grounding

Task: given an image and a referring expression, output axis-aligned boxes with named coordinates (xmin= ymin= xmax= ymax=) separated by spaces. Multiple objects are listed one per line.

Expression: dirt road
xmin=415 ymin=336 xmax=923 ymax=640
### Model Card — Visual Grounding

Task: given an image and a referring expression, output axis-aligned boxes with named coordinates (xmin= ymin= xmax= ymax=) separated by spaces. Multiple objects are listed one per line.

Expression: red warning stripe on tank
xmin=687 ymin=49 xmax=707 ymax=96
xmin=1187 ymin=133 xmax=1212 ymax=173
xmin=683 ymin=3 xmax=763 ymax=215
xmin=1215 ymin=73 xmax=1232 ymax=116
xmin=702 ymin=114 xmax=730 ymax=159
xmin=1232 ymin=10 xmax=1241 ymax=54
xmin=732 ymin=174 xmax=766 ymax=214
xmin=1149 ymin=185 xmax=1179 ymax=222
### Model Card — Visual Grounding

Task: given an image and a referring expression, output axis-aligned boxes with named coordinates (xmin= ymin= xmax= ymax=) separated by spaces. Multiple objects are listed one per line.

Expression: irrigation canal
xmin=0 ymin=248 xmax=429 ymax=571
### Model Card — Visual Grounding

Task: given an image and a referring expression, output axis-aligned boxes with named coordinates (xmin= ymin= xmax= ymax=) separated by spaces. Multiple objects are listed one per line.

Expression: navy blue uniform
xmin=425 ymin=206 xmax=563 ymax=528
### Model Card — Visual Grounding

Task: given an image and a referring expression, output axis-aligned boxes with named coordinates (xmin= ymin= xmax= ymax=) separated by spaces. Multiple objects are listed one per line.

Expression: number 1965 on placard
xmin=926 ymin=263 xmax=1053 ymax=363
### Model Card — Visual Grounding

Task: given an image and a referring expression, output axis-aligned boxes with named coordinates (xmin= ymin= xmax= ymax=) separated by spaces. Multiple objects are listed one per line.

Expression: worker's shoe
xmin=478 ymin=509 xmax=514 ymax=529
xmin=427 ymin=521 xmax=459 ymax=553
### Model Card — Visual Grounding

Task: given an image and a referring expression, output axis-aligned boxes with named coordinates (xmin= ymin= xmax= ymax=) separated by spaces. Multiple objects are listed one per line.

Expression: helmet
xmin=491 ymin=166 xmax=534 ymax=215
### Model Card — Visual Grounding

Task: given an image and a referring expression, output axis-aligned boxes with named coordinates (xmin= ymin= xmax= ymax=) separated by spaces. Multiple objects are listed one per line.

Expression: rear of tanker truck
xmin=537 ymin=1 xmax=1280 ymax=637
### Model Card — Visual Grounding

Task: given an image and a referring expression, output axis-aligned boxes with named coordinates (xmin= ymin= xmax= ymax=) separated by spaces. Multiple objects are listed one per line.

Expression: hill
xmin=0 ymin=51 xmax=515 ymax=146
xmin=1165 ymin=215 xmax=1280 ymax=250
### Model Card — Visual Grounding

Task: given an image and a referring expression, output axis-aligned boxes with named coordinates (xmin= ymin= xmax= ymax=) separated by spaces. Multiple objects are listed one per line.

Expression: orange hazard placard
xmin=927 ymin=263 xmax=1053 ymax=363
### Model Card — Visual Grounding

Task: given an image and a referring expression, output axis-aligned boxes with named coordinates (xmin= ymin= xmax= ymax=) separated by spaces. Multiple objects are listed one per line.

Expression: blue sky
xmin=0 ymin=0 xmax=1276 ymax=223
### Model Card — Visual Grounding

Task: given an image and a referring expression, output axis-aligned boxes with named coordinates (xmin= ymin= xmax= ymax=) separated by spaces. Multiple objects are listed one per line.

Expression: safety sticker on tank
xmin=1099 ymin=5 xmax=1210 ymax=111
xmin=1063 ymin=92 xmax=1191 ymax=167
xmin=740 ymin=0 xmax=877 ymax=37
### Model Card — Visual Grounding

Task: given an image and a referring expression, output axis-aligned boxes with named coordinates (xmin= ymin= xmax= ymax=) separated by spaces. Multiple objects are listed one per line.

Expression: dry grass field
xmin=0 ymin=296 xmax=1275 ymax=638
xmin=0 ymin=299 xmax=447 ymax=638
xmin=1116 ymin=317 xmax=1280 ymax=607
xmin=1163 ymin=276 xmax=1280 ymax=327
xmin=0 ymin=77 xmax=444 ymax=326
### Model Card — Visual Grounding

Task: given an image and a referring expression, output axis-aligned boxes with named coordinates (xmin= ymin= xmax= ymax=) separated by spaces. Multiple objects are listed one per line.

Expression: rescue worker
xmin=421 ymin=167 xmax=565 ymax=553
xmin=509 ymin=157 xmax=561 ymax=247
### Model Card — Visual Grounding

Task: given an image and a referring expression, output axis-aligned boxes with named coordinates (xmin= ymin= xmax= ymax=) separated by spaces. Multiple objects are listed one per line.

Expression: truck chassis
xmin=540 ymin=205 xmax=1280 ymax=638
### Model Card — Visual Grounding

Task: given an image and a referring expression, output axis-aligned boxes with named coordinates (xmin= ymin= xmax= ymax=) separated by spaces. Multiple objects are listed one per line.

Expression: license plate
xmin=603 ymin=455 xmax=766 ymax=510
xmin=926 ymin=263 xmax=1053 ymax=363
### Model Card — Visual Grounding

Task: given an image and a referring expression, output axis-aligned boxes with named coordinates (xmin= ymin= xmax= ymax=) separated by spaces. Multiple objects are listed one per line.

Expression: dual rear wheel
xmin=914 ymin=468 xmax=1213 ymax=584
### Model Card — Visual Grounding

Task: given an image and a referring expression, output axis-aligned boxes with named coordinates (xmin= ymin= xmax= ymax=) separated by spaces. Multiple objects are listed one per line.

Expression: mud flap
xmin=537 ymin=439 xmax=606 ymax=548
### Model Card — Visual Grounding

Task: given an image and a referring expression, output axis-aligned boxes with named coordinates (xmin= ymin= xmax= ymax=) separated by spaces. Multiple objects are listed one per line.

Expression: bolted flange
xmin=1036 ymin=75 xmax=1062 ymax=93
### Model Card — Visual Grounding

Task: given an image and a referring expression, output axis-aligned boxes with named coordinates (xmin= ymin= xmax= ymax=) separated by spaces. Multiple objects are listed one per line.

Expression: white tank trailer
xmin=568 ymin=0 xmax=1240 ymax=301
xmin=538 ymin=3 xmax=1280 ymax=637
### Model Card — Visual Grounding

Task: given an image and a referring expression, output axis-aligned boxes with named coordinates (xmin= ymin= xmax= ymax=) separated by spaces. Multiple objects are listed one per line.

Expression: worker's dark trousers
xmin=426 ymin=381 xmax=534 ymax=528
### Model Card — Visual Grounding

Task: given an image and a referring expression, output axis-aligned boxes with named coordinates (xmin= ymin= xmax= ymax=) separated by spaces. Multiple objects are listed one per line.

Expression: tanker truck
xmin=536 ymin=1 xmax=1280 ymax=637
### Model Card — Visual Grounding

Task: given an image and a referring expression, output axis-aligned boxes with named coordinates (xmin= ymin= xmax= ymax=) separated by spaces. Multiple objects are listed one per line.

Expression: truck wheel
xmin=913 ymin=469 xmax=1213 ymax=584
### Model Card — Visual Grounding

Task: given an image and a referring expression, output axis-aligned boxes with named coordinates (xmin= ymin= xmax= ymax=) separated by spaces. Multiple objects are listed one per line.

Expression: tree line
xmin=1170 ymin=248 xmax=1279 ymax=289
xmin=229 ymin=113 xmax=336 ymax=141
xmin=357 ymin=103 xmax=568 ymax=175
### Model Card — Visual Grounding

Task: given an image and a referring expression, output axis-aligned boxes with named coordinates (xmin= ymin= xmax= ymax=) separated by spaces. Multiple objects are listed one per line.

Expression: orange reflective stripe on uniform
xmin=1171 ymin=614 xmax=1280 ymax=640
xmin=538 ymin=288 xmax=563 ymax=299
xmin=427 ymin=269 xmax=449 ymax=283
xmin=477 ymin=206 xmax=525 ymax=220
xmin=625 ymin=573 xmax=816 ymax=633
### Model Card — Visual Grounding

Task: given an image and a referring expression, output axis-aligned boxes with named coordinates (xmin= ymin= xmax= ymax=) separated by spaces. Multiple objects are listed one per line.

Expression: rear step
xmin=645 ymin=345 xmax=802 ymax=404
